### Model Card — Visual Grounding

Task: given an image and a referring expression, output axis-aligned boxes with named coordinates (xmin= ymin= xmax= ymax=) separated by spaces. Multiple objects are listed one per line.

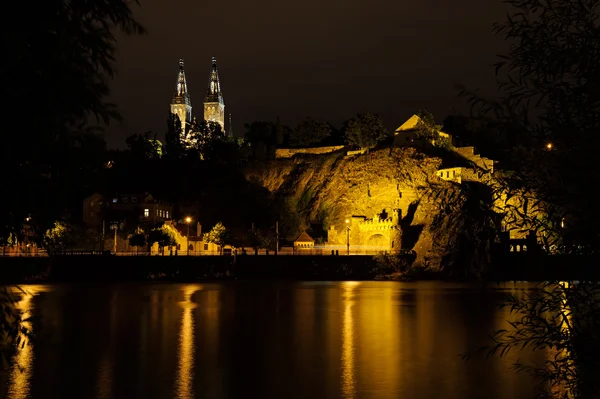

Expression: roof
xmin=395 ymin=114 xmax=423 ymax=133
xmin=294 ymin=231 xmax=315 ymax=243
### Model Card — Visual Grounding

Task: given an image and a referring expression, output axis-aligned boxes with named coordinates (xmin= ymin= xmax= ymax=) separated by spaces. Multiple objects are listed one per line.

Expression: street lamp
xmin=546 ymin=142 xmax=553 ymax=150
xmin=185 ymin=217 xmax=192 ymax=256
xmin=345 ymin=219 xmax=350 ymax=256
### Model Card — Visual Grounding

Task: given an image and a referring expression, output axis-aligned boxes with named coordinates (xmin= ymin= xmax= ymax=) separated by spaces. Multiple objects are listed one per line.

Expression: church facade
xmin=170 ymin=57 xmax=229 ymax=136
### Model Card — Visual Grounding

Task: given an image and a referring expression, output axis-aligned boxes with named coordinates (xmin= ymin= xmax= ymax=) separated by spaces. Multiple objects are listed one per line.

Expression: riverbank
xmin=0 ymin=253 xmax=599 ymax=283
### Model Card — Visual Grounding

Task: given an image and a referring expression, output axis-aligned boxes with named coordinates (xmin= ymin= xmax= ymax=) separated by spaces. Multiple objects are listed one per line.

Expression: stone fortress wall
xmin=275 ymin=146 xmax=345 ymax=159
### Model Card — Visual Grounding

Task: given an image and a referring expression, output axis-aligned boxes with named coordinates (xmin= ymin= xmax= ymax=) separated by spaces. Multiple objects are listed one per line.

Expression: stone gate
xmin=327 ymin=209 xmax=402 ymax=251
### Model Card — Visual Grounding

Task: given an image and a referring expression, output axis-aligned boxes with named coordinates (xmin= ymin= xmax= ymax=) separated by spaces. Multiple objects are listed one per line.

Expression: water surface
xmin=3 ymin=281 xmax=542 ymax=399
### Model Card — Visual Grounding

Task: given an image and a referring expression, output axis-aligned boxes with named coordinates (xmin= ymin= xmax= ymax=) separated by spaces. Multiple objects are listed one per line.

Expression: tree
xmin=43 ymin=221 xmax=74 ymax=253
xmin=414 ymin=110 xmax=451 ymax=148
xmin=244 ymin=121 xmax=281 ymax=159
xmin=344 ymin=112 xmax=389 ymax=149
xmin=461 ymin=1 xmax=600 ymax=396
xmin=473 ymin=281 xmax=600 ymax=398
xmin=204 ymin=222 xmax=231 ymax=255
xmin=126 ymin=131 xmax=162 ymax=160
xmin=165 ymin=113 xmax=184 ymax=158
xmin=289 ymin=118 xmax=332 ymax=147
xmin=0 ymin=0 xmax=145 ymax=238
xmin=188 ymin=119 xmax=225 ymax=157
xmin=247 ymin=226 xmax=275 ymax=254
xmin=461 ymin=0 xmax=600 ymax=252
xmin=128 ymin=227 xmax=146 ymax=254
xmin=274 ymin=116 xmax=285 ymax=146
xmin=147 ymin=226 xmax=176 ymax=254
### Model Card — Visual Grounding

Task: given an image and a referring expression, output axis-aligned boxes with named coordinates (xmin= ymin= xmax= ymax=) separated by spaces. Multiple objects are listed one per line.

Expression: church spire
xmin=170 ymin=58 xmax=192 ymax=137
xmin=173 ymin=58 xmax=191 ymax=107
xmin=206 ymin=56 xmax=223 ymax=104
xmin=204 ymin=56 xmax=225 ymax=130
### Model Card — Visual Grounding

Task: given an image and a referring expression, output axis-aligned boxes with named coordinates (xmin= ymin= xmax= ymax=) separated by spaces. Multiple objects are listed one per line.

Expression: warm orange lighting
xmin=546 ymin=142 xmax=553 ymax=150
xmin=7 ymin=286 xmax=49 ymax=399
xmin=345 ymin=219 xmax=349 ymax=224
xmin=341 ymin=282 xmax=359 ymax=398
xmin=175 ymin=285 xmax=201 ymax=399
xmin=185 ymin=216 xmax=192 ymax=224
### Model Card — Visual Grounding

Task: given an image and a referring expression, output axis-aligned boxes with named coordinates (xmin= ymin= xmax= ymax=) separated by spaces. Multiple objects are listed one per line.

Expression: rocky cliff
xmin=244 ymin=147 xmax=450 ymax=264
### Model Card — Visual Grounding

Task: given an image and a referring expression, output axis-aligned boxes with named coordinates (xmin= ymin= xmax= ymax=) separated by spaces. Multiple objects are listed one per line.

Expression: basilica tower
xmin=204 ymin=56 xmax=225 ymax=132
xmin=170 ymin=59 xmax=192 ymax=133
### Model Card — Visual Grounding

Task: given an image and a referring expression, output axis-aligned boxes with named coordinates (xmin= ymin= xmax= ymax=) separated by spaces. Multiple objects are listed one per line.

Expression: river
xmin=2 ymin=281 xmax=543 ymax=399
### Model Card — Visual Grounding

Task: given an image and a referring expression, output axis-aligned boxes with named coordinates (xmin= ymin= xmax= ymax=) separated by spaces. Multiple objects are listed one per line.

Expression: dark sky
xmin=106 ymin=0 xmax=509 ymax=148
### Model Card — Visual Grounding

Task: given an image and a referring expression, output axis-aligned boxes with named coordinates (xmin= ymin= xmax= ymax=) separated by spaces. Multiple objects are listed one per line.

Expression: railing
xmin=0 ymin=251 xmax=49 ymax=257
xmin=1 ymin=248 xmax=417 ymax=257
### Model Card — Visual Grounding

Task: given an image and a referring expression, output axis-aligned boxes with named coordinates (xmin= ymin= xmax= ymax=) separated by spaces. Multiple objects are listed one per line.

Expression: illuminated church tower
xmin=170 ymin=59 xmax=192 ymax=133
xmin=204 ymin=56 xmax=225 ymax=131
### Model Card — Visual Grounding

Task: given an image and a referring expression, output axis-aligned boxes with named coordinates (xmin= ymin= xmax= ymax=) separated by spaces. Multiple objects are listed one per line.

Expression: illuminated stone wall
xmin=275 ymin=145 xmax=345 ymax=159
xmin=327 ymin=211 xmax=402 ymax=250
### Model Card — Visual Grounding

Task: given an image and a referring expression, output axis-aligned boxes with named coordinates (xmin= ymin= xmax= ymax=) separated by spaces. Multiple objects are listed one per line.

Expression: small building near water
xmin=294 ymin=232 xmax=315 ymax=249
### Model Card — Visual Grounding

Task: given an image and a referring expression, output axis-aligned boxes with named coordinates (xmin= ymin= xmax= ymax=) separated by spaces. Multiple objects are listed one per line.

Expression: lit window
xmin=166 ymin=211 xmax=169 ymax=218
xmin=112 ymin=198 xmax=118 ymax=203
xmin=156 ymin=209 xmax=159 ymax=216
xmin=144 ymin=209 xmax=149 ymax=217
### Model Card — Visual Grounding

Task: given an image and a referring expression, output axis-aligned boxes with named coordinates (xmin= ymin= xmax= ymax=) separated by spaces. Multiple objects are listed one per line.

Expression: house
xmin=294 ymin=232 xmax=315 ymax=249
xmin=161 ymin=221 xmax=225 ymax=255
xmin=83 ymin=192 xmax=173 ymax=229
xmin=393 ymin=114 xmax=452 ymax=147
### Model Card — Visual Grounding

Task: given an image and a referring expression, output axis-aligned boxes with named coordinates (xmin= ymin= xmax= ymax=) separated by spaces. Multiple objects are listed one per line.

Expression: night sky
xmin=107 ymin=0 xmax=509 ymax=148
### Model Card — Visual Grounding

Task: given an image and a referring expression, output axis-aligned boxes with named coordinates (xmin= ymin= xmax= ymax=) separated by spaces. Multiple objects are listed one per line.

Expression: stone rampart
xmin=275 ymin=145 xmax=345 ymax=159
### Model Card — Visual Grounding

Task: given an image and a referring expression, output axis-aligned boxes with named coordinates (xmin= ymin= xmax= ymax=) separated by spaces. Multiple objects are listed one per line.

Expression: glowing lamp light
xmin=185 ymin=217 xmax=192 ymax=224
xmin=546 ymin=142 xmax=553 ymax=150
xmin=345 ymin=219 xmax=349 ymax=224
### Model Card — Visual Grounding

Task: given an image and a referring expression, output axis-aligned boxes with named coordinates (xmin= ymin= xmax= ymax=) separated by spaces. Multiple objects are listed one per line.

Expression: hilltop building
xmin=169 ymin=57 xmax=228 ymax=140
xmin=204 ymin=57 xmax=225 ymax=131
xmin=170 ymin=59 xmax=192 ymax=135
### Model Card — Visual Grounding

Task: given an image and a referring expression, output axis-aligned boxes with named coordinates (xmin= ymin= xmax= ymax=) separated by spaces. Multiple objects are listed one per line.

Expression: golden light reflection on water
xmin=95 ymin=290 xmax=118 ymax=399
xmin=341 ymin=282 xmax=359 ymax=399
xmin=7 ymin=285 xmax=49 ymax=399
xmin=175 ymin=285 xmax=201 ymax=399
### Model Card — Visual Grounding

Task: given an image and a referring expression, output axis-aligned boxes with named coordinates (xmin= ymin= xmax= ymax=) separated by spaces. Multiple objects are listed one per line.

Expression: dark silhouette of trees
xmin=344 ymin=112 xmax=389 ymax=149
xmin=188 ymin=119 xmax=225 ymax=158
xmin=289 ymin=117 xmax=332 ymax=147
xmin=165 ymin=113 xmax=184 ymax=159
xmin=460 ymin=0 xmax=600 ymax=252
xmin=461 ymin=0 xmax=600 ymax=396
xmin=0 ymin=0 xmax=145 ymax=233
xmin=126 ymin=132 xmax=162 ymax=160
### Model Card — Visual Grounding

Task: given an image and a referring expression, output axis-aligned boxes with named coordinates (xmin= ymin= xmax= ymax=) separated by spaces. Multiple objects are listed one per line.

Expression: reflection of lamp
xmin=345 ymin=219 xmax=350 ymax=256
xmin=185 ymin=217 xmax=192 ymax=256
